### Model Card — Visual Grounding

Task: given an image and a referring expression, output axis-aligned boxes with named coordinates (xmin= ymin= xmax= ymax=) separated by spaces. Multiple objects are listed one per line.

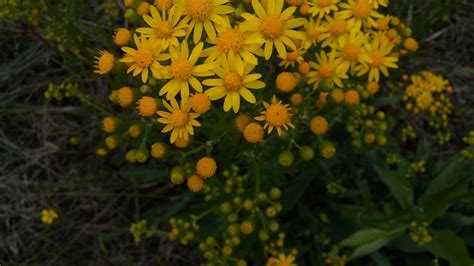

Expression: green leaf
xmin=374 ymin=166 xmax=413 ymax=209
xmin=423 ymin=157 xmax=466 ymax=196
xmin=425 ymin=230 xmax=472 ymax=266
xmin=419 ymin=178 xmax=469 ymax=221
xmin=342 ymin=227 xmax=405 ymax=260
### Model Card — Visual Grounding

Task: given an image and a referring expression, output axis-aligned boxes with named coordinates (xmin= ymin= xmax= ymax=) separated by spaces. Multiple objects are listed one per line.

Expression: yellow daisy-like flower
xmin=335 ymin=29 xmax=366 ymax=73
xmin=307 ymin=50 xmax=348 ymax=88
xmin=179 ymin=0 xmax=234 ymax=44
xmin=338 ymin=0 xmax=383 ymax=29
xmin=94 ymin=50 xmax=115 ymax=74
xmin=357 ymin=39 xmax=398 ymax=82
xmin=157 ymin=97 xmax=201 ymax=143
xmin=255 ymin=95 xmax=295 ymax=136
xmin=308 ymin=0 xmax=339 ymax=19
xmin=160 ymin=41 xmax=214 ymax=100
xmin=241 ymin=0 xmax=306 ymax=60
xmin=120 ymin=35 xmax=169 ymax=83
xmin=318 ymin=15 xmax=355 ymax=47
xmin=203 ymin=53 xmax=265 ymax=113
xmin=302 ymin=18 xmax=323 ymax=49
xmin=274 ymin=253 xmax=297 ymax=266
xmin=202 ymin=21 xmax=265 ymax=66
xmin=41 ymin=209 xmax=58 ymax=225
xmin=278 ymin=47 xmax=306 ymax=68
xmin=137 ymin=6 xmax=188 ymax=50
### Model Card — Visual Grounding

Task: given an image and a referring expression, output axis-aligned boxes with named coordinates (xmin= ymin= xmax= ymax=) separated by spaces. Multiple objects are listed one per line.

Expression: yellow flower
xmin=113 ymin=28 xmax=132 ymax=46
xmin=357 ymin=39 xmax=398 ymax=82
xmin=137 ymin=6 xmax=187 ymax=50
xmin=308 ymin=0 xmax=339 ymax=19
xmin=180 ymin=0 xmax=234 ymax=43
xmin=190 ymin=93 xmax=211 ymax=114
xmin=255 ymin=95 xmax=295 ymax=136
xmin=276 ymin=72 xmax=298 ymax=92
xmin=307 ymin=50 xmax=348 ymax=88
xmin=202 ymin=21 xmax=264 ymax=66
xmin=243 ymin=122 xmax=264 ymax=143
xmin=102 ymin=117 xmax=117 ymax=133
xmin=344 ymin=89 xmax=360 ymax=105
xmin=94 ymin=50 xmax=115 ymax=74
xmin=278 ymin=47 xmax=306 ymax=68
xmin=151 ymin=142 xmax=167 ymax=158
xmin=318 ymin=15 xmax=354 ymax=47
xmin=274 ymin=253 xmax=297 ymax=266
xmin=196 ymin=157 xmax=217 ymax=178
xmin=335 ymin=29 xmax=366 ymax=73
xmin=310 ymin=116 xmax=328 ymax=135
xmin=187 ymin=174 xmax=204 ymax=192
xmin=120 ymin=35 xmax=169 ymax=83
xmin=41 ymin=209 xmax=58 ymax=224
xmin=338 ymin=0 xmax=382 ymax=29
xmin=160 ymin=41 xmax=213 ymax=100
xmin=241 ymin=0 xmax=306 ymax=60
xmin=203 ymin=53 xmax=265 ymax=113
xmin=235 ymin=114 xmax=253 ymax=132
xmin=302 ymin=18 xmax=323 ymax=49
xmin=136 ymin=96 xmax=158 ymax=117
xmin=118 ymin=86 xmax=135 ymax=107
xmin=157 ymin=97 xmax=201 ymax=143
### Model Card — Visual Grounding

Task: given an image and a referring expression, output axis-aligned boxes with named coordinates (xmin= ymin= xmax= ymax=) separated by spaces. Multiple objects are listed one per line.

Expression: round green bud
xmin=170 ymin=166 xmax=185 ymax=184
xmin=228 ymin=223 xmax=240 ymax=236
xmin=268 ymin=220 xmax=279 ymax=232
xmin=243 ymin=199 xmax=254 ymax=211
xmin=227 ymin=213 xmax=238 ymax=223
xmin=265 ymin=206 xmax=277 ymax=218
xmin=269 ymin=188 xmax=281 ymax=200
xmin=220 ymin=202 xmax=233 ymax=214
xmin=259 ymin=229 xmax=270 ymax=241
xmin=278 ymin=150 xmax=294 ymax=167
xmin=299 ymin=146 xmax=314 ymax=161
xmin=124 ymin=9 xmax=140 ymax=24
xmin=319 ymin=79 xmax=334 ymax=92
xmin=258 ymin=193 xmax=268 ymax=202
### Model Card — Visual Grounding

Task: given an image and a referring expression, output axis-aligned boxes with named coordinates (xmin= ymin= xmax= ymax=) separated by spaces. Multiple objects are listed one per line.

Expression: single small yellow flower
xmin=120 ymin=35 xmax=169 ymax=83
xmin=241 ymin=0 xmax=306 ymax=60
xmin=136 ymin=96 xmax=158 ymax=117
xmin=157 ymin=97 xmax=201 ymax=143
xmin=357 ymin=39 xmax=398 ymax=82
xmin=276 ymin=72 xmax=298 ymax=92
xmin=243 ymin=122 xmax=264 ymax=143
xmin=187 ymin=174 xmax=204 ymax=192
xmin=318 ymin=15 xmax=354 ymax=47
xmin=180 ymin=0 xmax=234 ymax=43
xmin=338 ymin=0 xmax=383 ymax=29
xmin=102 ymin=117 xmax=117 ymax=133
xmin=160 ymin=41 xmax=213 ymax=100
xmin=255 ymin=96 xmax=295 ymax=136
xmin=308 ymin=0 xmax=339 ymax=19
xmin=137 ymin=5 xmax=188 ymax=50
xmin=94 ymin=50 xmax=115 ymax=74
xmin=113 ymin=28 xmax=132 ymax=46
xmin=41 ymin=209 xmax=58 ymax=224
xmin=274 ymin=253 xmax=297 ymax=266
xmin=307 ymin=50 xmax=348 ymax=88
xmin=310 ymin=116 xmax=328 ymax=135
xmin=204 ymin=53 xmax=265 ymax=113
xmin=196 ymin=157 xmax=217 ymax=178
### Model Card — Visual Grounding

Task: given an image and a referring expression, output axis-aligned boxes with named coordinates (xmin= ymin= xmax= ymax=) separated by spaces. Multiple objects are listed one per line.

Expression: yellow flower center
xmin=286 ymin=50 xmax=299 ymax=61
xmin=170 ymin=58 xmax=194 ymax=81
xmin=154 ymin=21 xmax=173 ymax=39
xmin=171 ymin=110 xmax=189 ymax=127
xmin=352 ymin=0 xmax=372 ymax=19
xmin=306 ymin=27 xmax=319 ymax=41
xmin=216 ymin=28 xmax=245 ymax=54
xmin=260 ymin=16 xmax=283 ymax=39
xmin=266 ymin=103 xmax=290 ymax=127
xmin=223 ymin=72 xmax=242 ymax=91
xmin=316 ymin=0 xmax=331 ymax=7
xmin=185 ymin=0 xmax=213 ymax=21
xmin=328 ymin=18 xmax=347 ymax=36
xmin=369 ymin=51 xmax=384 ymax=67
xmin=134 ymin=48 xmax=153 ymax=68
xmin=342 ymin=42 xmax=360 ymax=60
xmin=319 ymin=63 xmax=334 ymax=78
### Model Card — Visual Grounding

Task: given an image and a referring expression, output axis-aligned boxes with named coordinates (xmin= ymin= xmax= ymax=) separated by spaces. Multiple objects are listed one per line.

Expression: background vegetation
xmin=1 ymin=0 xmax=473 ymax=265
